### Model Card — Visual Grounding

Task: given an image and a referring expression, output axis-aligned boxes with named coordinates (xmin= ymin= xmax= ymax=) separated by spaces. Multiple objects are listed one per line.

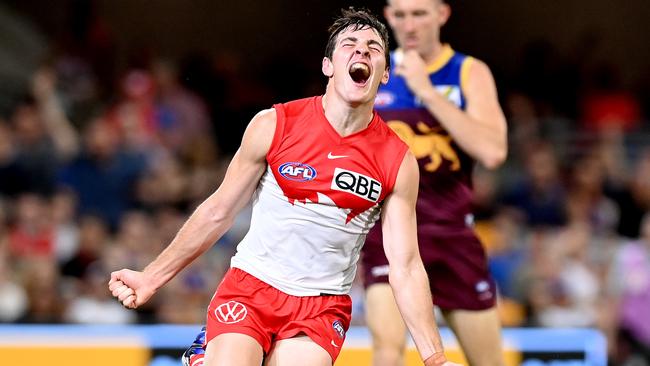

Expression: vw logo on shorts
xmin=214 ymin=301 xmax=248 ymax=324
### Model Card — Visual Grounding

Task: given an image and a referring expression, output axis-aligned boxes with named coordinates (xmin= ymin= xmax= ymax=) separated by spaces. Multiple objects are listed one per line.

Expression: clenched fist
xmin=108 ymin=269 xmax=157 ymax=309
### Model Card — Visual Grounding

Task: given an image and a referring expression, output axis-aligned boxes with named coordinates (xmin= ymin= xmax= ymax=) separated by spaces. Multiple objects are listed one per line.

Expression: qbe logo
xmin=278 ymin=162 xmax=317 ymax=182
xmin=331 ymin=168 xmax=382 ymax=202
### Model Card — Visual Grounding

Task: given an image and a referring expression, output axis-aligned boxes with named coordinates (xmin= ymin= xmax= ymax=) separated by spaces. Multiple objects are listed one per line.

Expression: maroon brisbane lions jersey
xmin=368 ymin=47 xmax=478 ymax=248
xmin=362 ymin=46 xmax=497 ymax=311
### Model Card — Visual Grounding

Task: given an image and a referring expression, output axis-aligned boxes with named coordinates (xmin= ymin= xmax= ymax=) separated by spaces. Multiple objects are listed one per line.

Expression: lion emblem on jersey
xmin=387 ymin=121 xmax=460 ymax=172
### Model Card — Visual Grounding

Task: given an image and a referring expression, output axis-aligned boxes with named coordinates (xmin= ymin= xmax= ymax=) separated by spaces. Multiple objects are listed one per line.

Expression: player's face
xmin=385 ymin=0 xmax=450 ymax=57
xmin=322 ymin=26 xmax=389 ymax=105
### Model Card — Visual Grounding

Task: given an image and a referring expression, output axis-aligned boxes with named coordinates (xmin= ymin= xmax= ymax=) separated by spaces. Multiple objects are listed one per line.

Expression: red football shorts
xmin=206 ymin=267 xmax=352 ymax=362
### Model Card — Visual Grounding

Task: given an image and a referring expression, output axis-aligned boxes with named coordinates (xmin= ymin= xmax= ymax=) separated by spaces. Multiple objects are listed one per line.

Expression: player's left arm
xmin=397 ymin=51 xmax=507 ymax=169
xmin=381 ymin=151 xmax=460 ymax=366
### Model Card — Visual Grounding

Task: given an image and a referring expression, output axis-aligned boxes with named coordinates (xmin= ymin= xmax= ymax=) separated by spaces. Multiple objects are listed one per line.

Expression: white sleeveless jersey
xmin=231 ymin=96 xmax=408 ymax=296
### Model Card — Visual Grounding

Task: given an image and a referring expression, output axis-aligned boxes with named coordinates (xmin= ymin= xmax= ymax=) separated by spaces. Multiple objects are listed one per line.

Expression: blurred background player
xmin=110 ymin=8 xmax=459 ymax=366
xmin=361 ymin=0 xmax=508 ymax=365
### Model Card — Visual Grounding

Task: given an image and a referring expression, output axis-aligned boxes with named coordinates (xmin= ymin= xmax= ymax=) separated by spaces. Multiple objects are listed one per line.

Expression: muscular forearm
xmin=419 ymin=87 xmax=506 ymax=169
xmin=389 ymin=260 xmax=445 ymax=361
xmin=143 ymin=199 xmax=233 ymax=289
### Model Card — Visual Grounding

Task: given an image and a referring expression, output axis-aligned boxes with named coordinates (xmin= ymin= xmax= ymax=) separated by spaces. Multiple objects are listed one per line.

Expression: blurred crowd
xmin=1 ymin=3 xmax=650 ymax=365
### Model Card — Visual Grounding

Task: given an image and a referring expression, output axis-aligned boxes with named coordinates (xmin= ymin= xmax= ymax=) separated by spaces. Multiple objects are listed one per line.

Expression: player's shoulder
xmin=466 ymin=56 xmax=491 ymax=73
xmin=392 ymin=149 xmax=419 ymax=194
xmin=400 ymin=149 xmax=418 ymax=170
xmin=449 ymin=49 xmax=495 ymax=91
xmin=463 ymin=56 xmax=496 ymax=89
xmin=246 ymin=108 xmax=277 ymax=139
xmin=251 ymin=107 xmax=277 ymax=125
xmin=450 ymin=48 xmax=491 ymax=75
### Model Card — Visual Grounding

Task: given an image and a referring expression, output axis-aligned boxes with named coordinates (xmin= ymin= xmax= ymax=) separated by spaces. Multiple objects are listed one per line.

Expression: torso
xmin=231 ymin=96 xmax=408 ymax=295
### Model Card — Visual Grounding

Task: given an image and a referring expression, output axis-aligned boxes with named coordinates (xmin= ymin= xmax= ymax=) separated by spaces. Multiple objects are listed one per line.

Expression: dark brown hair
xmin=324 ymin=7 xmax=390 ymax=69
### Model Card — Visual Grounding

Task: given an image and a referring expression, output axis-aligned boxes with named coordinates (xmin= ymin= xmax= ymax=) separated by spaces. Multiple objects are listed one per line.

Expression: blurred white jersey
xmin=231 ymin=96 xmax=408 ymax=296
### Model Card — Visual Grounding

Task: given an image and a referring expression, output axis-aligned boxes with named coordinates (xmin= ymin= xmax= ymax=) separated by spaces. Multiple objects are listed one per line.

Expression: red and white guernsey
xmin=231 ymin=96 xmax=409 ymax=296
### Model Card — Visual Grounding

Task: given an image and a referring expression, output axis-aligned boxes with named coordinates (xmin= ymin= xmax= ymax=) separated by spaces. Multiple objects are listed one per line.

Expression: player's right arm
xmin=381 ymin=151 xmax=461 ymax=366
xmin=108 ymin=108 xmax=277 ymax=308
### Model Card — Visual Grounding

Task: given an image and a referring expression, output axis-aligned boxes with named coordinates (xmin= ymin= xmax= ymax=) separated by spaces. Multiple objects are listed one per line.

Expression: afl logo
xmin=279 ymin=162 xmax=317 ymax=182
xmin=332 ymin=320 xmax=346 ymax=339
xmin=214 ymin=301 xmax=248 ymax=324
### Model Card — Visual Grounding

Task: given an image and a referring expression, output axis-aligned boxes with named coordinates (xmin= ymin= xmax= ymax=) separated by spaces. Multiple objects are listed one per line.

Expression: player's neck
xmin=420 ymin=40 xmax=445 ymax=65
xmin=321 ymin=92 xmax=374 ymax=137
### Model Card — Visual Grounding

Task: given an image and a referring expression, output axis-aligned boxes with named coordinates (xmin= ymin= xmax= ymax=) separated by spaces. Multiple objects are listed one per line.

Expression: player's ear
xmin=322 ymin=57 xmax=334 ymax=77
xmin=438 ymin=2 xmax=451 ymax=26
xmin=381 ymin=67 xmax=390 ymax=85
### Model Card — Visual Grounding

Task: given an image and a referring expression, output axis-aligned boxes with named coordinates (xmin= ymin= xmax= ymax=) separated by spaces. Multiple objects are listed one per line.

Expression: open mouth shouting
xmin=349 ymin=62 xmax=371 ymax=86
